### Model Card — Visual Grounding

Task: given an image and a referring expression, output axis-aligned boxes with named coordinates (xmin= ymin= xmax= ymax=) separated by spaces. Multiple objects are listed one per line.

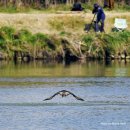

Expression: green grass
xmin=103 ymin=31 xmax=130 ymax=54
xmin=0 ymin=6 xmax=32 ymax=13
xmin=0 ymin=26 xmax=130 ymax=60
xmin=112 ymin=4 xmax=130 ymax=12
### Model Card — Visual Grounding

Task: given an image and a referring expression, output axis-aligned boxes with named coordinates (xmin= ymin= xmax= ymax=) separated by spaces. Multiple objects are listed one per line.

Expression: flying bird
xmin=43 ymin=90 xmax=84 ymax=101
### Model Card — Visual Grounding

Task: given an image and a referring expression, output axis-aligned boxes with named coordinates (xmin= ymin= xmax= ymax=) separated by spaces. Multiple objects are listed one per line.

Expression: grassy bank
xmin=0 ymin=12 xmax=129 ymax=61
xmin=0 ymin=26 xmax=130 ymax=61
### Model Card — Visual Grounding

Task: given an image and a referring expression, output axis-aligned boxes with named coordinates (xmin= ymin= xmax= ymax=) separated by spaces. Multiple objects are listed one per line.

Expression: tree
xmin=104 ymin=0 xmax=114 ymax=9
xmin=109 ymin=0 xmax=114 ymax=9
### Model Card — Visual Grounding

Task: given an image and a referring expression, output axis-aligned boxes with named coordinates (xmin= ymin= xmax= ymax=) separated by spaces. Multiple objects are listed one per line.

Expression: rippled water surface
xmin=0 ymin=61 xmax=130 ymax=130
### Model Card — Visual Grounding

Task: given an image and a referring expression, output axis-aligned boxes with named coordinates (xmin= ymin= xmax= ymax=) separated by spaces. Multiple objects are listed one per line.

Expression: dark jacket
xmin=92 ymin=5 xmax=105 ymax=22
xmin=72 ymin=2 xmax=83 ymax=11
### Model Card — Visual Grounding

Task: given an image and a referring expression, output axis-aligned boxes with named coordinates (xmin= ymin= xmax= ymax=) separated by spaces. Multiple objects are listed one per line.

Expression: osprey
xmin=43 ymin=90 xmax=84 ymax=101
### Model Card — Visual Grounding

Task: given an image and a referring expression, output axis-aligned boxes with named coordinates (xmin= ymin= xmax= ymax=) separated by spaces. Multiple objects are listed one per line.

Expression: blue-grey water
xmin=0 ymin=61 xmax=130 ymax=130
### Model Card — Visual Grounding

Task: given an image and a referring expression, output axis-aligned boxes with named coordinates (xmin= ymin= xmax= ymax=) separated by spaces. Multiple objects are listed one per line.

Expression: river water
xmin=0 ymin=60 xmax=130 ymax=130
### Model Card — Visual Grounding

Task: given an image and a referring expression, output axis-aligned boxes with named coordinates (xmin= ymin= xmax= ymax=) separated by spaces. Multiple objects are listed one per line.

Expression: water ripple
xmin=0 ymin=101 xmax=130 ymax=107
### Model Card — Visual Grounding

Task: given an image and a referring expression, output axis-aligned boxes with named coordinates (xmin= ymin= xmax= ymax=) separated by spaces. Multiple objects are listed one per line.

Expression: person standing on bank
xmin=92 ymin=3 xmax=106 ymax=32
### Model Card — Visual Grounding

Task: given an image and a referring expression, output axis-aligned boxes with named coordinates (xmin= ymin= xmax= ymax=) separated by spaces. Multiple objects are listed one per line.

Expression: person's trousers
xmin=95 ymin=20 xmax=105 ymax=32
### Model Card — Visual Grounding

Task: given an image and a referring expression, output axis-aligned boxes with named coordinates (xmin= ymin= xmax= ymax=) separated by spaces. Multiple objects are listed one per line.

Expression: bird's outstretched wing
xmin=66 ymin=90 xmax=85 ymax=101
xmin=43 ymin=92 xmax=60 ymax=101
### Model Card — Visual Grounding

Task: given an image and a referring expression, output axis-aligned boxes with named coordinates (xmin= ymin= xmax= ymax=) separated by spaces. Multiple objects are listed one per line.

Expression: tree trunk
xmin=45 ymin=0 xmax=50 ymax=8
xmin=109 ymin=0 xmax=114 ymax=9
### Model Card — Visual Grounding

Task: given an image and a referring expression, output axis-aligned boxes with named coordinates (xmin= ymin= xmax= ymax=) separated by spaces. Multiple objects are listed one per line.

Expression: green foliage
xmin=0 ymin=34 xmax=5 ymax=46
xmin=82 ymin=31 xmax=130 ymax=57
xmin=0 ymin=26 xmax=15 ymax=41
xmin=103 ymin=31 xmax=130 ymax=54
xmin=30 ymin=33 xmax=48 ymax=46
xmin=0 ymin=26 xmax=130 ymax=60
xmin=119 ymin=31 xmax=130 ymax=42
xmin=113 ymin=4 xmax=130 ymax=12
xmin=17 ymin=29 xmax=32 ymax=42
xmin=0 ymin=5 xmax=33 ymax=13
xmin=82 ymin=2 xmax=94 ymax=11
xmin=124 ymin=5 xmax=130 ymax=10
xmin=82 ymin=35 xmax=94 ymax=51
xmin=34 ymin=33 xmax=48 ymax=42
xmin=83 ymin=35 xmax=94 ymax=45
xmin=0 ymin=6 xmax=17 ymax=13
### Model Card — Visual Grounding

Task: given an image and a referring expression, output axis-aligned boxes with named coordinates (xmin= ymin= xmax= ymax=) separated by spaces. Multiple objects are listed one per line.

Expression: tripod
xmin=84 ymin=14 xmax=96 ymax=33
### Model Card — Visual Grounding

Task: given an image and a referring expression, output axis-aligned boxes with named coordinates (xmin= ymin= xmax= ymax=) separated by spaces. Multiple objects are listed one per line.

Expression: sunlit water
xmin=0 ymin=61 xmax=130 ymax=130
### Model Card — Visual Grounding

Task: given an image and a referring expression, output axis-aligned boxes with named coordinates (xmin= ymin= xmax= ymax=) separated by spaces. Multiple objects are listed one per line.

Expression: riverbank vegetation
xmin=0 ymin=1 xmax=129 ymax=62
xmin=0 ymin=26 xmax=130 ymax=62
